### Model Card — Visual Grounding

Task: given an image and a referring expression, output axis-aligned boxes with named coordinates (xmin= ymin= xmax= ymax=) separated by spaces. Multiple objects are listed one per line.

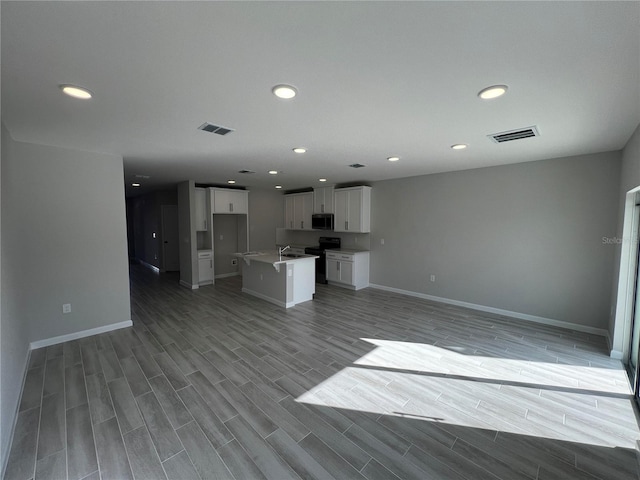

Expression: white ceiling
xmin=2 ymin=1 xmax=639 ymax=196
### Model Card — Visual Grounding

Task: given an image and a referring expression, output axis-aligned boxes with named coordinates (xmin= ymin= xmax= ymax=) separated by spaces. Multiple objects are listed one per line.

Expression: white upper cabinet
xmin=211 ymin=188 xmax=248 ymax=214
xmin=284 ymin=192 xmax=313 ymax=230
xmin=194 ymin=188 xmax=208 ymax=231
xmin=313 ymin=186 xmax=334 ymax=214
xmin=334 ymin=186 xmax=371 ymax=233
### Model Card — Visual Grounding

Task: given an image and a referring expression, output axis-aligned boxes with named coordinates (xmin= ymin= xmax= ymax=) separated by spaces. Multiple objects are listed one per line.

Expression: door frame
xmin=612 ymin=186 xmax=640 ymax=361
xmin=161 ymin=204 xmax=180 ymax=272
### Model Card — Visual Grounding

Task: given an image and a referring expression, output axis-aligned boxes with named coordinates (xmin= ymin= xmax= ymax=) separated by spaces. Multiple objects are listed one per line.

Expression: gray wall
xmin=213 ymin=214 xmax=240 ymax=276
xmin=248 ymin=188 xmax=284 ymax=250
xmin=0 ymin=128 xmax=131 ymax=469
xmin=370 ymin=151 xmax=621 ymax=330
xmin=0 ymin=125 xmax=30 ymax=469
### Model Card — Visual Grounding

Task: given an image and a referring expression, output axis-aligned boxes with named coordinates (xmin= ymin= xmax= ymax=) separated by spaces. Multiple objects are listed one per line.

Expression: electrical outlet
xmin=219 ymin=234 xmax=224 ymax=241
xmin=430 ymin=275 xmax=436 ymax=282
xmin=231 ymin=259 xmax=237 ymax=265
xmin=380 ymin=238 xmax=385 ymax=245
xmin=62 ymin=303 xmax=72 ymax=314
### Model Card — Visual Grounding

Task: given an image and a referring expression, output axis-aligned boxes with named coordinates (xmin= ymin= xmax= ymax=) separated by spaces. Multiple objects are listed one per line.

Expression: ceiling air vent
xmin=348 ymin=163 xmax=366 ymax=168
xmin=489 ymin=126 xmax=539 ymax=143
xmin=238 ymin=169 xmax=255 ymax=174
xmin=198 ymin=122 xmax=234 ymax=136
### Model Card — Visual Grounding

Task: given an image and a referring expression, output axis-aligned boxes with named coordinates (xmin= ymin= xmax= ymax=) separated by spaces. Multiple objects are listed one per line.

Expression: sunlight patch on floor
xmin=296 ymin=340 xmax=639 ymax=449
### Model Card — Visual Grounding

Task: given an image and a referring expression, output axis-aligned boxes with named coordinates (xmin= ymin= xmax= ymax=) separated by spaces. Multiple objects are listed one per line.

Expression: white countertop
xmin=325 ymin=248 xmax=370 ymax=254
xmin=235 ymin=250 xmax=318 ymax=266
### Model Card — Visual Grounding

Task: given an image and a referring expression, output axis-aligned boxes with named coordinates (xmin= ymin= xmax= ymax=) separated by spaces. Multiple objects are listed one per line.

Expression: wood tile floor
xmin=4 ymin=264 xmax=640 ymax=479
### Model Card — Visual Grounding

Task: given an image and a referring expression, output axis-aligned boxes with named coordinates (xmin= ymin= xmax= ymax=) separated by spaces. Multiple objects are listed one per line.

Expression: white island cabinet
xmin=236 ymin=252 xmax=318 ymax=308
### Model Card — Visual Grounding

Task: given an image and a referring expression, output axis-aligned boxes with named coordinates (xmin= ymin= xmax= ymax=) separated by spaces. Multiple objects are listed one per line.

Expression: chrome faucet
xmin=278 ymin=245 xmax=290 ymax=256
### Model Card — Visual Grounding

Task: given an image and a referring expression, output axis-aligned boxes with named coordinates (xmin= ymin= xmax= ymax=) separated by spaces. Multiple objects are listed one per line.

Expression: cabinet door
xmin=293 ymin=193 xmax=313 ymax=230
xmin=314 ymin=187 xmax=334 ymax=214
xmin=334 ymin=189 xmax=349 ymax=232
xmin=213 ymin=189 xmax=248 ymax=214
xmin=194 ymin=188 xmax=207 ymax=231
xmin=230 ymin=191 xmax=248 ymax=214
xmin=213 ymin=190 xmax=231 ymax=213
xmin=284 ymin=196 xmax=295 ymax=229
xmin=198 ymin=257 xmax=213 ymax=283
xmin=326 ymin=258 xmax=341 ymax=282
xmin=346 ymin=190 xmax=362 ymax=232
xmin=339 ymin=261 xmax=354 ymax=285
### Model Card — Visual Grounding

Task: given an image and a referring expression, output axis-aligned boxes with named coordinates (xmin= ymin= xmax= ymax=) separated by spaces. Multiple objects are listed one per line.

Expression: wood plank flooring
xmin=4 ymin=264 xmax=640 ymax=480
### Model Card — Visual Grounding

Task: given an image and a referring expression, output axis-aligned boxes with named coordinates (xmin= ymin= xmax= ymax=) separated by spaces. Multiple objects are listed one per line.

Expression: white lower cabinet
xmin=198 ymin=250 xmax=213 ymax=285
xmin=326 ymin=251 xmax=369 ymax=290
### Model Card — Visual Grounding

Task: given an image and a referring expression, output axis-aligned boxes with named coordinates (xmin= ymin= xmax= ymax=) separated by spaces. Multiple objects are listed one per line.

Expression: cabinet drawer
xmin=326 ymin=252 xmax=354 ymax=261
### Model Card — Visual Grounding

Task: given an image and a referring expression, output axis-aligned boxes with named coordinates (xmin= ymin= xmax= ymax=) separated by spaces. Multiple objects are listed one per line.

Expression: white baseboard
xmin=179 ymin=280 xmax=198 ymax=290
xmin=1 ymin=348 xmax=31 ymax=479
xmin=215 ymin=272 xmax=240 ymax=279
xmin=242 ymin=288 xmax=293 ymax=308
xmin=369 ymin=283 xmax=609 ymax=338
xmin=29 ymin=320 xmax=133 ymax=350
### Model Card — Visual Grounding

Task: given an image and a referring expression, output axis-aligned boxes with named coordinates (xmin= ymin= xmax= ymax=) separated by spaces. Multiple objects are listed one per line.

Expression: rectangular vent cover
xmin=348 ymin=163 xmax=366 ymax=168
xmin=238 ymin=169 xmax=255 ymax=174
xmin=198 ymin=122 xmax=234 ymax=136
xmin=489 ymin=126 xmax=539 ymax=143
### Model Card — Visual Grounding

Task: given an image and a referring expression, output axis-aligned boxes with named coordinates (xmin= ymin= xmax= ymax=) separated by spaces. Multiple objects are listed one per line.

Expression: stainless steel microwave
xmin=311 ymin=213 xmax=334 ymax=230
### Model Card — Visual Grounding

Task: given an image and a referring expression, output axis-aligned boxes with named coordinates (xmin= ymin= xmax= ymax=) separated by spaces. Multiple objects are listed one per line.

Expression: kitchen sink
xmin=280 ymin=253 xmax=306 ymax=258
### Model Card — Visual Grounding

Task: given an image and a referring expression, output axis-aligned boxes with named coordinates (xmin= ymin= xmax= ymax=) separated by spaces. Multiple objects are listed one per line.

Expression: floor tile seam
xmin=77 ymin=350 xmax=104 ymax=480
xmin=297 ymin=429 xmax=373 ymax=477
xmin=403 ymin=439 xmax=505 ymax=480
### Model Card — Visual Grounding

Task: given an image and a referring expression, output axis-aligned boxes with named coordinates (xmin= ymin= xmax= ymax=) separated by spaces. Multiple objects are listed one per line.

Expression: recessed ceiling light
xmin=292 ymin=147 xmax=307 ymax=154
xmin=319 ymin=178 xmax=327 ymax=182
xmin=275 ymin=185 xmax=283 ymax=189
xmin=478 ymin=85 xmax=508 ymax=100
xmin=451 ymin=144 xmax=468 ymax=150
xmin=268 ymin=170 xmax=278 ymax=175
xmin=132 ymin=183 xmax=141 ymax=187
xmin=227 ymin=180 xmax=236 ymax=184
xmin=272 ymin=84 xmax=297 ymax=99
xmin=59 ymin=84 xmax=93 ymax=99
xmin=387 ymin=156 xmax=400 ymax=162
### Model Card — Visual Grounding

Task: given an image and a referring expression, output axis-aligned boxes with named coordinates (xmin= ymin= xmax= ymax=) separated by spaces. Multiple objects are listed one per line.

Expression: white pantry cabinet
xmin=334 ymin=186 xmax=371 ymax=233
xmin=284 ymin=192 xmax=313 ymax=230
xmin=194 ymin=188 xmax=208 ymax=231
xmin=313 ymin=186 xmax=334 ymax=214
xmin=211 ymin=188 xmax=248 ymax=214
xmin=326 ymin=250 xmax=370 ymax=290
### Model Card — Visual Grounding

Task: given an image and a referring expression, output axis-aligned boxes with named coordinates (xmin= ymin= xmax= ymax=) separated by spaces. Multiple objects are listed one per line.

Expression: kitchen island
xmin=235 ymin=251 xmax=318 ymax=308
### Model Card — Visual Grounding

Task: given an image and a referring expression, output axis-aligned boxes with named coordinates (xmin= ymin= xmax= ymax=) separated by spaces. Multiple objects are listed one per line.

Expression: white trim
xmin=369 ymin=283 xmax=609 ymax=338
xmin=610 ymin=349 xmax=624 ymax=360
xmin=0 ymin=348 xmax=31 ymax=479
xmin=29 ymin=320 xmax=133 ymax=350
xmin=612 ymin=185 xmax=640 ymax=359
xmin=215 ymin=272 xmax=240 ymax=279
xmin=242 ymin=287 xmax=294 ymax=308
xmin=179 ymin=280 xmax=198 ymax=290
